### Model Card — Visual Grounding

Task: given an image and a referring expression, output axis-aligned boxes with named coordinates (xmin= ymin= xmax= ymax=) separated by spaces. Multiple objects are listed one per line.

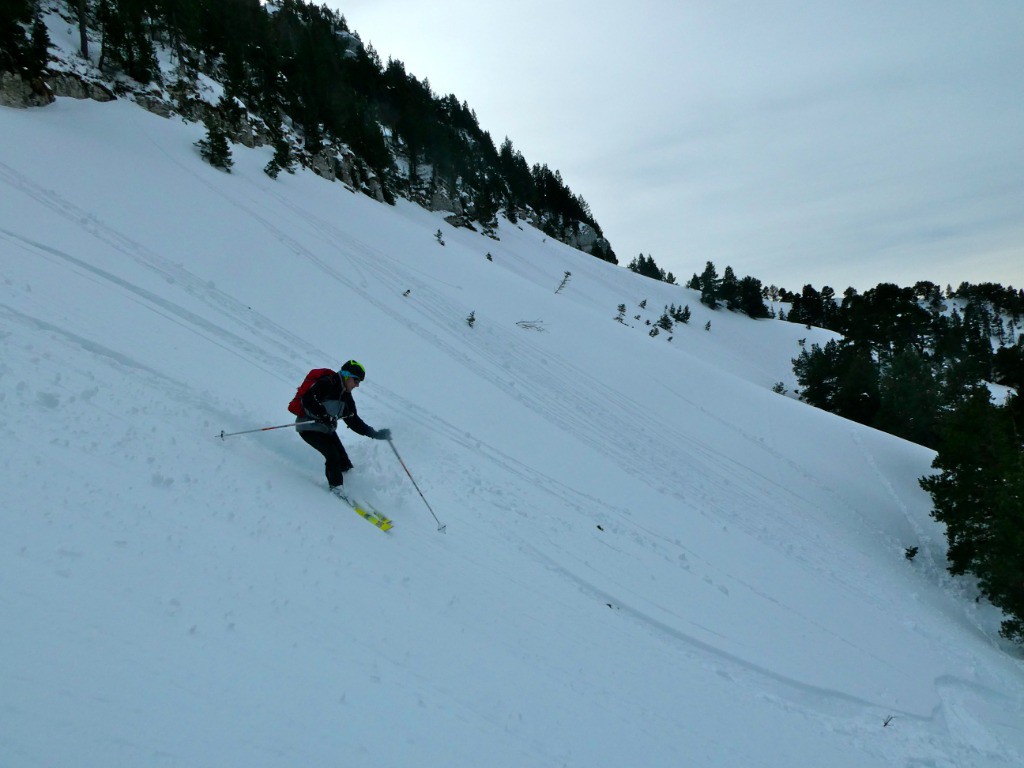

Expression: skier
xmin=294 ymin=360 xmax=391 ymax=496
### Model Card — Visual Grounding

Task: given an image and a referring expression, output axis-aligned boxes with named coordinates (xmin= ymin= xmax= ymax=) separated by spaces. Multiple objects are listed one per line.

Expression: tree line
xmin=625 ymin=251 xmax=1023 ymax=642
xmin=2 ymin=0 xmax=614 ymax=262
xmin=788 ymin=279 xmax=1023 ymax=643
xmin=627 ymin=254 xmax=772 ymax=320
xmin=787 ymin=281 xmax=1023 ymax=446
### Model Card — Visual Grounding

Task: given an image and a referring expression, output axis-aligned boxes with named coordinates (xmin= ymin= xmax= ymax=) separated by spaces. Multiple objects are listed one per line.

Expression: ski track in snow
xmin=0 ymin=169 xmax=312 ymax=376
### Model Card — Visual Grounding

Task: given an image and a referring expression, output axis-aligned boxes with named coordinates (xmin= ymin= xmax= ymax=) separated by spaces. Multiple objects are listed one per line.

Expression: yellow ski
xmin=351 ymin=502 xmax=393 ymax=531
xmin=332 ymin=489 xmax=393 ymax=531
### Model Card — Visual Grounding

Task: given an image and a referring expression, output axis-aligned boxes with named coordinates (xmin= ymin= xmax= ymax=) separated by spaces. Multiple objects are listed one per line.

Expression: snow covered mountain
xmin=3 ymin=93 xmax=1023 ymax=767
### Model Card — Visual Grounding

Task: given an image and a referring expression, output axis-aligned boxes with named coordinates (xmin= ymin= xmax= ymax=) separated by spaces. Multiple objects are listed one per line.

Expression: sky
xmin=5 ymin=80 xmax=1024 ymax=764
xmin=332 ymin=0 xmax=1024 ymax=292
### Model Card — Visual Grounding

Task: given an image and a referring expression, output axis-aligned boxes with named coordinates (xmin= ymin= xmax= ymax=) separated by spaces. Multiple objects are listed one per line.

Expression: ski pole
xmin=388 ymin=439 xmax=446 ymax=533
xmin=218 ymin=420 xmax=312 ymax=440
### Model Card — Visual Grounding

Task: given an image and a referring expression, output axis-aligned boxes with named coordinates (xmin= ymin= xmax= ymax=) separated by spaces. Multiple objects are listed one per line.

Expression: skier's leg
xmin=300 ymin=431 xmax=350 ymax=487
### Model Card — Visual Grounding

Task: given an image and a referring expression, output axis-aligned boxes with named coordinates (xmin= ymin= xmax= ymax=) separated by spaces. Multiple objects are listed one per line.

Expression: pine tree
xmin=921 ymin=388 xmax=1024 ymax=642
xmin=26 ymin=13 xmax=50 ymax=77
xmin=75 ymin=0 xmax=89 ymax=59
xmin=98 ymin=0 xmax=158 ymax=83
xmin=994 ymin=343 xmax=1024 ymax=389
xmin=738 ymin=275 xmax=770 ymax=318
xmin=792 ymin=339 xmax=880 ymax=424
xmin=264 ymin=130 xmax=295 ymax=179
xmin=876 ymin=348 xmax=939 ymax=446
xmin=0 ymin=0 xmax=34 ymax=74
xmin=196 ymin=119 xmax=233 ymax=172
xmin=699 ymin=261 xmax=720 ymax=309
xmin=720 ymin=266 xmax=740 ymax=310
xmin=792 ymin=340 xmax=839 ymax=410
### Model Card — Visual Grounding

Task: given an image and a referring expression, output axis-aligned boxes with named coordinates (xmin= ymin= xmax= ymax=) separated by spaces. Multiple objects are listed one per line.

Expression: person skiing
xmin=294 ymin=360 xmax=391 ymax=496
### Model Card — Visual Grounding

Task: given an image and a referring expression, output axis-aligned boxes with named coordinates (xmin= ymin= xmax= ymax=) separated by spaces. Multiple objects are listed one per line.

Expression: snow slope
xmin=2 ymin=98 xmax=1023 ymax=767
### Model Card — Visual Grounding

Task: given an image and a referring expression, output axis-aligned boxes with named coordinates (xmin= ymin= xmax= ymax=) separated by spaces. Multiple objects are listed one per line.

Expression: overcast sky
xmin=331 ymin=1 xmax=1024 ymax=293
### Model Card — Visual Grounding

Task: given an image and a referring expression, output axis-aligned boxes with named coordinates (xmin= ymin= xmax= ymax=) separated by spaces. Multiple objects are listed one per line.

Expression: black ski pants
xmin=300 ymin=430 xmax=354 ymax=487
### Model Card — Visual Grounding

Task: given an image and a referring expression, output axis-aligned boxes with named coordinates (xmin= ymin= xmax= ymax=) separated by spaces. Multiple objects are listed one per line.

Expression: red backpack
xmin=287 ymin=368 xmax=335 ymax=416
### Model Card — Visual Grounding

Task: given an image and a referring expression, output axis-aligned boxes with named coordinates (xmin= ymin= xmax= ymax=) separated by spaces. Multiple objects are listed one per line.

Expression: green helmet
xmin=340 ymin=360 xmax=366 ymax=381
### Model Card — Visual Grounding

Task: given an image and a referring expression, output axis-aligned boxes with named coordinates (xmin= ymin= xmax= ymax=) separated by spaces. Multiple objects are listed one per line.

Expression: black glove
xmin=319 ymin=414 xmax=338 ymax=430
xmin=371 ymin=427 xmax=391 ymax=441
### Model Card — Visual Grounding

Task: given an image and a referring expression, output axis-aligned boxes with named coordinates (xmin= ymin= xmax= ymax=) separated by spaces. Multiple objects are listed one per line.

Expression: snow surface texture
xmin=2 ymin=97 xmax=1023 ymax=767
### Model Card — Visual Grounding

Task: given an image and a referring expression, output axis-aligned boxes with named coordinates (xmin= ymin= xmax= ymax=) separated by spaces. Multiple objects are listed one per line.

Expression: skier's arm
xmin=342 ymin=410 xmax=375 ymax=437
xmin=337 ymin=392 xmax=374 ymax=437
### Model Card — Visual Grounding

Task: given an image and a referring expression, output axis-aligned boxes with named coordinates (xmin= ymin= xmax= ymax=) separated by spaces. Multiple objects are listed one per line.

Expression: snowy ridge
xmin=2 ymin=98 xmax=1023 ymax=767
